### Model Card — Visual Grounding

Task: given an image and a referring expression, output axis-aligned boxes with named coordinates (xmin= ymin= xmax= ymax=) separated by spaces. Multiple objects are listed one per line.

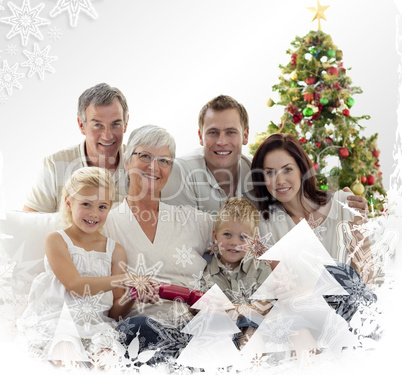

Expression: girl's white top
xmin=18 ymin=230 xmax=118 ymax=356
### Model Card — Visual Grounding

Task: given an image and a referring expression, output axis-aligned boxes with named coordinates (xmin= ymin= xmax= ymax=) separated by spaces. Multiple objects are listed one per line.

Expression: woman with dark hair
xmin=251 ymin=133 xmax=374 ymax=285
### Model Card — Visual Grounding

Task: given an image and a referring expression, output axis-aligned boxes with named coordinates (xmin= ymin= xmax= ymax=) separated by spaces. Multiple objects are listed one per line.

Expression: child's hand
xmin=124 ymin=274 xmax=160 ymax=304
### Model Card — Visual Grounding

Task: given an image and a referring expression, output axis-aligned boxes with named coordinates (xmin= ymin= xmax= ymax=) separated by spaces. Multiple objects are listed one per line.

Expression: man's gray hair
xmin=77 ymin=83 xmax=129 ymax=123
xmin=124 ymin=125 xmax=176 ymax=165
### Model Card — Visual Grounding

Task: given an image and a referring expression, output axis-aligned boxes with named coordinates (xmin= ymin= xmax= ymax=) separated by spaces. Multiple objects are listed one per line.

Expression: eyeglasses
xmin=132 ymin=152 xmax=173 ymax=167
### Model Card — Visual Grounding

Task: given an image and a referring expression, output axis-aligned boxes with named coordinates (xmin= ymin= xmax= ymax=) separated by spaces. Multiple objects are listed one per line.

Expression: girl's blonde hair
xmin=59 ymin=167 xmax=115 ymax=229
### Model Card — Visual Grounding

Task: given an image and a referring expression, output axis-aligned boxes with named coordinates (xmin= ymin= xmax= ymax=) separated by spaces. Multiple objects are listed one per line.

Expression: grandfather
xmin=23 ymin=83 xmax=129 ymax=212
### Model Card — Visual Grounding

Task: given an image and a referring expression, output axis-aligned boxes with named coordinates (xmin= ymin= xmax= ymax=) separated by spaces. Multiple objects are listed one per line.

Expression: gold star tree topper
xmin=307 ymin=0 xmax=330 ymax=31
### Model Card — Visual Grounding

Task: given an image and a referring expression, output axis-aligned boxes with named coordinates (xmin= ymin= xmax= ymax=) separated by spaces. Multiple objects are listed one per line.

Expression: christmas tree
xmin=176 ymin=284 xmax=242 ymax=370
xmin=249 ymin=2 xmax=386 ymax=216
xmin=242 ymin=220 xmax=358 ymax=364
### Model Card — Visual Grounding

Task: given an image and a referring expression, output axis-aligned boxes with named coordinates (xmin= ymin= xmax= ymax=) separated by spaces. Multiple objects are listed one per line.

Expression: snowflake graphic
xmin=47 ymin=26 xmax=62 ymax=41
xmin=146 ymin=303 xmax=192 ymax=357
xmin=21 ymin=317 xmax=53 ymax=357
xmin=5 ymin=43 xmax=17 ymax=56
xmin=173 ymin=245 xmax=195 ymax=268
xmin=208 ymin=240 xmax=223 ymax=256
xmin=37 ymin=298 xmax=55 ymax=316
xmin=264 ymin=316 xmax=297 ymax=346
xmin=249 ymin=353 xmax=273 ymax=370
xmin=5 ymin=242 xmax=43 ymax=284
xmin=123 ymin=274 xmax=159 ymax=304
xmin=21 ymin=43 xmax=57 ymax=80
xmin=113 ymin=254 xmax=163 ymax=312
xmin=50 ymin=0 xmax=98 ymax=27
xmin=258 ymin=231 xmax=274 ymax=249
xmin=0 ymin=0 xmax=50 ymax=46
xmin=0 ymin=93 xmax=8 ymax=106
xmin=0 ymin=60 xmax=24 ymax=95
xmin=0 ymin=253 xmax=17 ymax=307
xmin=0 ymin=253 xmax=16 ymax=279
xmin=239 ymin=229 xmax=274 ymax=271
xmin=273 ymin=265 xmax=298 ymax=292
xmin=241 ymin=228 xmax=271 ymax=257
xmin=69 ymin=284 xmax=110 ymax=329
xmin=305 ymin=213 xmax=328 ymax=241
xmin=153 ymin=300 xmax=193 ymax=329
xmin=225 ymin=279 xmax=258 ymax=306
xmin=189 ymin=270 xmax=214 ymax=293
xmin=115 ymin=315 xmax=138 ymax=343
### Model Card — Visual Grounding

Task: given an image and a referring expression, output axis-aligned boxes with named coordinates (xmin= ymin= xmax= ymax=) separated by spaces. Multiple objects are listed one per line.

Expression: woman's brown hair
xmin=251 ymin=133 xmax=329 ymax=220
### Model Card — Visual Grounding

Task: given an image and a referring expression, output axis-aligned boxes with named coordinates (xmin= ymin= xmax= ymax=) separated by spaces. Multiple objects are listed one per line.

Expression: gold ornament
xmin=306 ymin=0 xmax=330 ymax=31
xmin=290 ymin=71 xmax=298 ymax=80
xmin=351 ymin=179 xmax=365 ymax=196
xmin=266 ymin=98 xmax=275 ymax=107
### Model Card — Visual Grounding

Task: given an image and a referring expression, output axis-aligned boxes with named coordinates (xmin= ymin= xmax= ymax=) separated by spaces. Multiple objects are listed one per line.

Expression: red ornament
xmin=339 ymin=147 xmax=349 ymax=158
xmin=303 ymin=92 xmax=314 ymax=102
xmin=305 ymin=77 xmax=316 ymax=85
xmin=333 ymin=82 xmax=342 ymax=91
xmin=299 ymin=137 xmax=307 ymax=144
xmin=306 ymin=120 xmax=313 ymax=126
xmin=367 ymin=174 xmax=376 ymax=185
xmin=313 ymin=162 xmax=319 ymax=170
xmin=293 ymin=114 xmax=302 ymax=123
xmin=372 ymin=150 xmax=380 ymax=158
xmin=315 ymin=142 xmax=322 ymax=147
xmin=361 ymin=176 xmax=367 ymax=184
xmin=291 ymin=53 xmax=297 ymax=66
xmin=325 ymin=137 xmax=333 ymax=144
xmin=375 ymin=161 xmax=380 ymax=168
xmin=343 ymin=109 xmax=350 ymax=116
xmin=327 ymin=67 xmax=339 ymax=76
xmin=287 ymin=104 xmax=299 ymax=115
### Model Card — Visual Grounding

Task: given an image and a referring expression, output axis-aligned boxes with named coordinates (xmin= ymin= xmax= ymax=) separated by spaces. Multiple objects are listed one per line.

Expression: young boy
xmin=202 ymin=198 xmax=319 ymax=357
xmin=202 ymin=197 xmax=273 ymax=348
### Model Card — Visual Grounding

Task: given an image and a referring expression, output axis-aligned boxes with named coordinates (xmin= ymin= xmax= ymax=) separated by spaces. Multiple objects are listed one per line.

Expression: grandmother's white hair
xmin=123 ymin=125 xmax=176 ymax=165
xmin=59 ymin=167 xmax=115 ymax=229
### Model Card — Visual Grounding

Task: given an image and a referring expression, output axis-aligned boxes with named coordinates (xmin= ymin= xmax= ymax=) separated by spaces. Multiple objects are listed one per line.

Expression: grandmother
xmin=104 ymin=125 xmax=214 ymax=355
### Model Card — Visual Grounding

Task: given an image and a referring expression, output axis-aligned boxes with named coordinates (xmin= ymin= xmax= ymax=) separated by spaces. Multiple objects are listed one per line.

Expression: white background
xmin=0 ymin=1 xmax=402 ymax=372
xmin=0 ymin=0 xmax=400 ymax=210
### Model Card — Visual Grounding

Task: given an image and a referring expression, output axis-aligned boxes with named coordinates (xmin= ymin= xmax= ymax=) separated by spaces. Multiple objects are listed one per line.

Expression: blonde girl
xmin=19 ymin=167 xmax=156 ymax=367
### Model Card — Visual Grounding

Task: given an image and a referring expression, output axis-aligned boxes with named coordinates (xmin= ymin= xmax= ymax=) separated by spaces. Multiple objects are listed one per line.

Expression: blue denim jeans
xmin=116 ymin=316 xmax=191 ymax=362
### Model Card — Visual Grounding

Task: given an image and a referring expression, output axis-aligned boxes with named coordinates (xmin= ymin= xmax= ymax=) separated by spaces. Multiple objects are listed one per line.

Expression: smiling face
xmin=66 ymin=186 xmax=111 ymax=234
xmin=198 ymin=108 xmax=249 ymax=175
xmin=126 ymin=145 xmax=172 ymax=200
xmin=263 ymin=149 xmax=302 ymax=207
xmin=78 ymin=98 xmax=128 ymax=165
xmin=214 ymin=219 xmax=253 ymax=269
